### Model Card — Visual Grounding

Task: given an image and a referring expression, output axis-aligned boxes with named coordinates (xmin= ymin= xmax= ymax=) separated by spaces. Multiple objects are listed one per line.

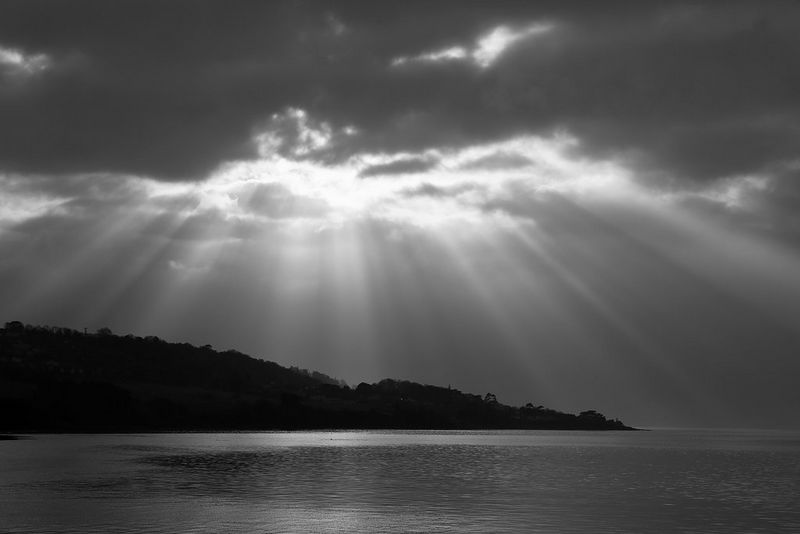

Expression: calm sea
xmin=1 ymin=429 xmax=799 ymax=533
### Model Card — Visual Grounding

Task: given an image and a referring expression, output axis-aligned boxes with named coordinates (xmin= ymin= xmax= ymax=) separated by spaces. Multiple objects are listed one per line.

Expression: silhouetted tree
xmin=4 ymin=321 xmax=24 ymax=332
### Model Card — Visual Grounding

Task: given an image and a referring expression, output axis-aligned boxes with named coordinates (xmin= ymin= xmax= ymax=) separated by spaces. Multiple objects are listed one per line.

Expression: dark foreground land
xmin=0 ymin=322 xmax=633 ymax=432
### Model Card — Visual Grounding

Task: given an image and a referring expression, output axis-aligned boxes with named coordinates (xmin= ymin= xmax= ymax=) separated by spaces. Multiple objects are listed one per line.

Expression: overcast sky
xmin=2 ymin=1 xmax=800 ymax=428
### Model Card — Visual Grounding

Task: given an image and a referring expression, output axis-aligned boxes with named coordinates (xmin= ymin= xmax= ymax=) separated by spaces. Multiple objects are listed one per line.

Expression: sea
xmin=1 ymin=429 xmax=799 ymax=533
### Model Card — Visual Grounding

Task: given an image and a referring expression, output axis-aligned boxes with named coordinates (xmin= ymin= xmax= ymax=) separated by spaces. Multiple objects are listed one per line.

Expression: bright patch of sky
xmin=2 ymin=106 xmax=764 ymax=235
xmin=187 ymin=112 xmax=641 ymax=229
xmin=0 ymin=181 xmax=65 ymax=226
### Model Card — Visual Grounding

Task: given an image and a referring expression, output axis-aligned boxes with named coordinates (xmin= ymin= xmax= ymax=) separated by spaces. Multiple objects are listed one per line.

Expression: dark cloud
xmin=358 ymin=156 xmax=438 ymax=178
xmin=402 ymin=181 xmax=483 ymax=199
xmin=0 ymin=1 xmax=319 ymax=179
xmin=1 ymin=1 xmax=798 ymax=191
xmin=0 ymin=0 xmax=493 ymax=180
xmin=0 ymin=172 xmax=140 ymax=201
xmin=458 ymin=151 xmax=534 ymax=171
xmin=308 ymin=1 xmax=800 ymax=190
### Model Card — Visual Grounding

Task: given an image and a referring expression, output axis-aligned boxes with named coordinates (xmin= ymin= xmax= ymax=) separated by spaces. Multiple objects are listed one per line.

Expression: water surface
xmin=1 ymin=429 xmax=799 ymax=533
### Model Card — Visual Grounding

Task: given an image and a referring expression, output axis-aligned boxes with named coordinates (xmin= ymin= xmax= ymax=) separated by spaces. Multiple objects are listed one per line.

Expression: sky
xmin=2 ymin=0 xmax=800 ymax=429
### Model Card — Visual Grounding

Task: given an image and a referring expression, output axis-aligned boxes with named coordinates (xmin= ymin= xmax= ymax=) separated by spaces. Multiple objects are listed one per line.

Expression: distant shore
xmin=1 ymin=322 xmax=636 ymax=433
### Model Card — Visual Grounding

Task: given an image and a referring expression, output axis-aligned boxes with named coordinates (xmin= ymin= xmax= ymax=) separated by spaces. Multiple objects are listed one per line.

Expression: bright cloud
xmin=392 ymin=22 xmax=554 ymax=69
xmin=0 ymin=45 xmax=50 ymax=76
xmin=107 ymin=108 xmax=647 ymax=233
xmin=0 ymin=106 xmax=742 ymax=236
xmin=392 ymin=46 xmax=469 ymax=66
xmin=472 ymin=24 xmax=553 ymax=67
xmin=1 ymin=102 xmax=776 ymax=244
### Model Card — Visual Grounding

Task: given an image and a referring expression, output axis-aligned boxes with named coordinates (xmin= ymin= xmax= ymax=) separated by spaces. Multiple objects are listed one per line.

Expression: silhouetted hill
xmin=0 ymin=322 xmax=634 ymax=432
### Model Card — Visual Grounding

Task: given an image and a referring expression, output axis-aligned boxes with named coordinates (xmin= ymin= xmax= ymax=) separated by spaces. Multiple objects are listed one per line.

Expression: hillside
xmin=0 ymin=322 xmax=633 ymax=432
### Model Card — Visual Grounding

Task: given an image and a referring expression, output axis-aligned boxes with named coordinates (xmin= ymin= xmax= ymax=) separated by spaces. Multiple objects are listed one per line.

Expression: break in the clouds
xmin=2 ymin=1 xmax=800 ymax=428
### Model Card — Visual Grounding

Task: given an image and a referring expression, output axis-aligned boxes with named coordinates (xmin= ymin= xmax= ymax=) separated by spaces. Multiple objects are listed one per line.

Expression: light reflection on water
xmin=1 ymin=430 xmax=799 ymax=533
